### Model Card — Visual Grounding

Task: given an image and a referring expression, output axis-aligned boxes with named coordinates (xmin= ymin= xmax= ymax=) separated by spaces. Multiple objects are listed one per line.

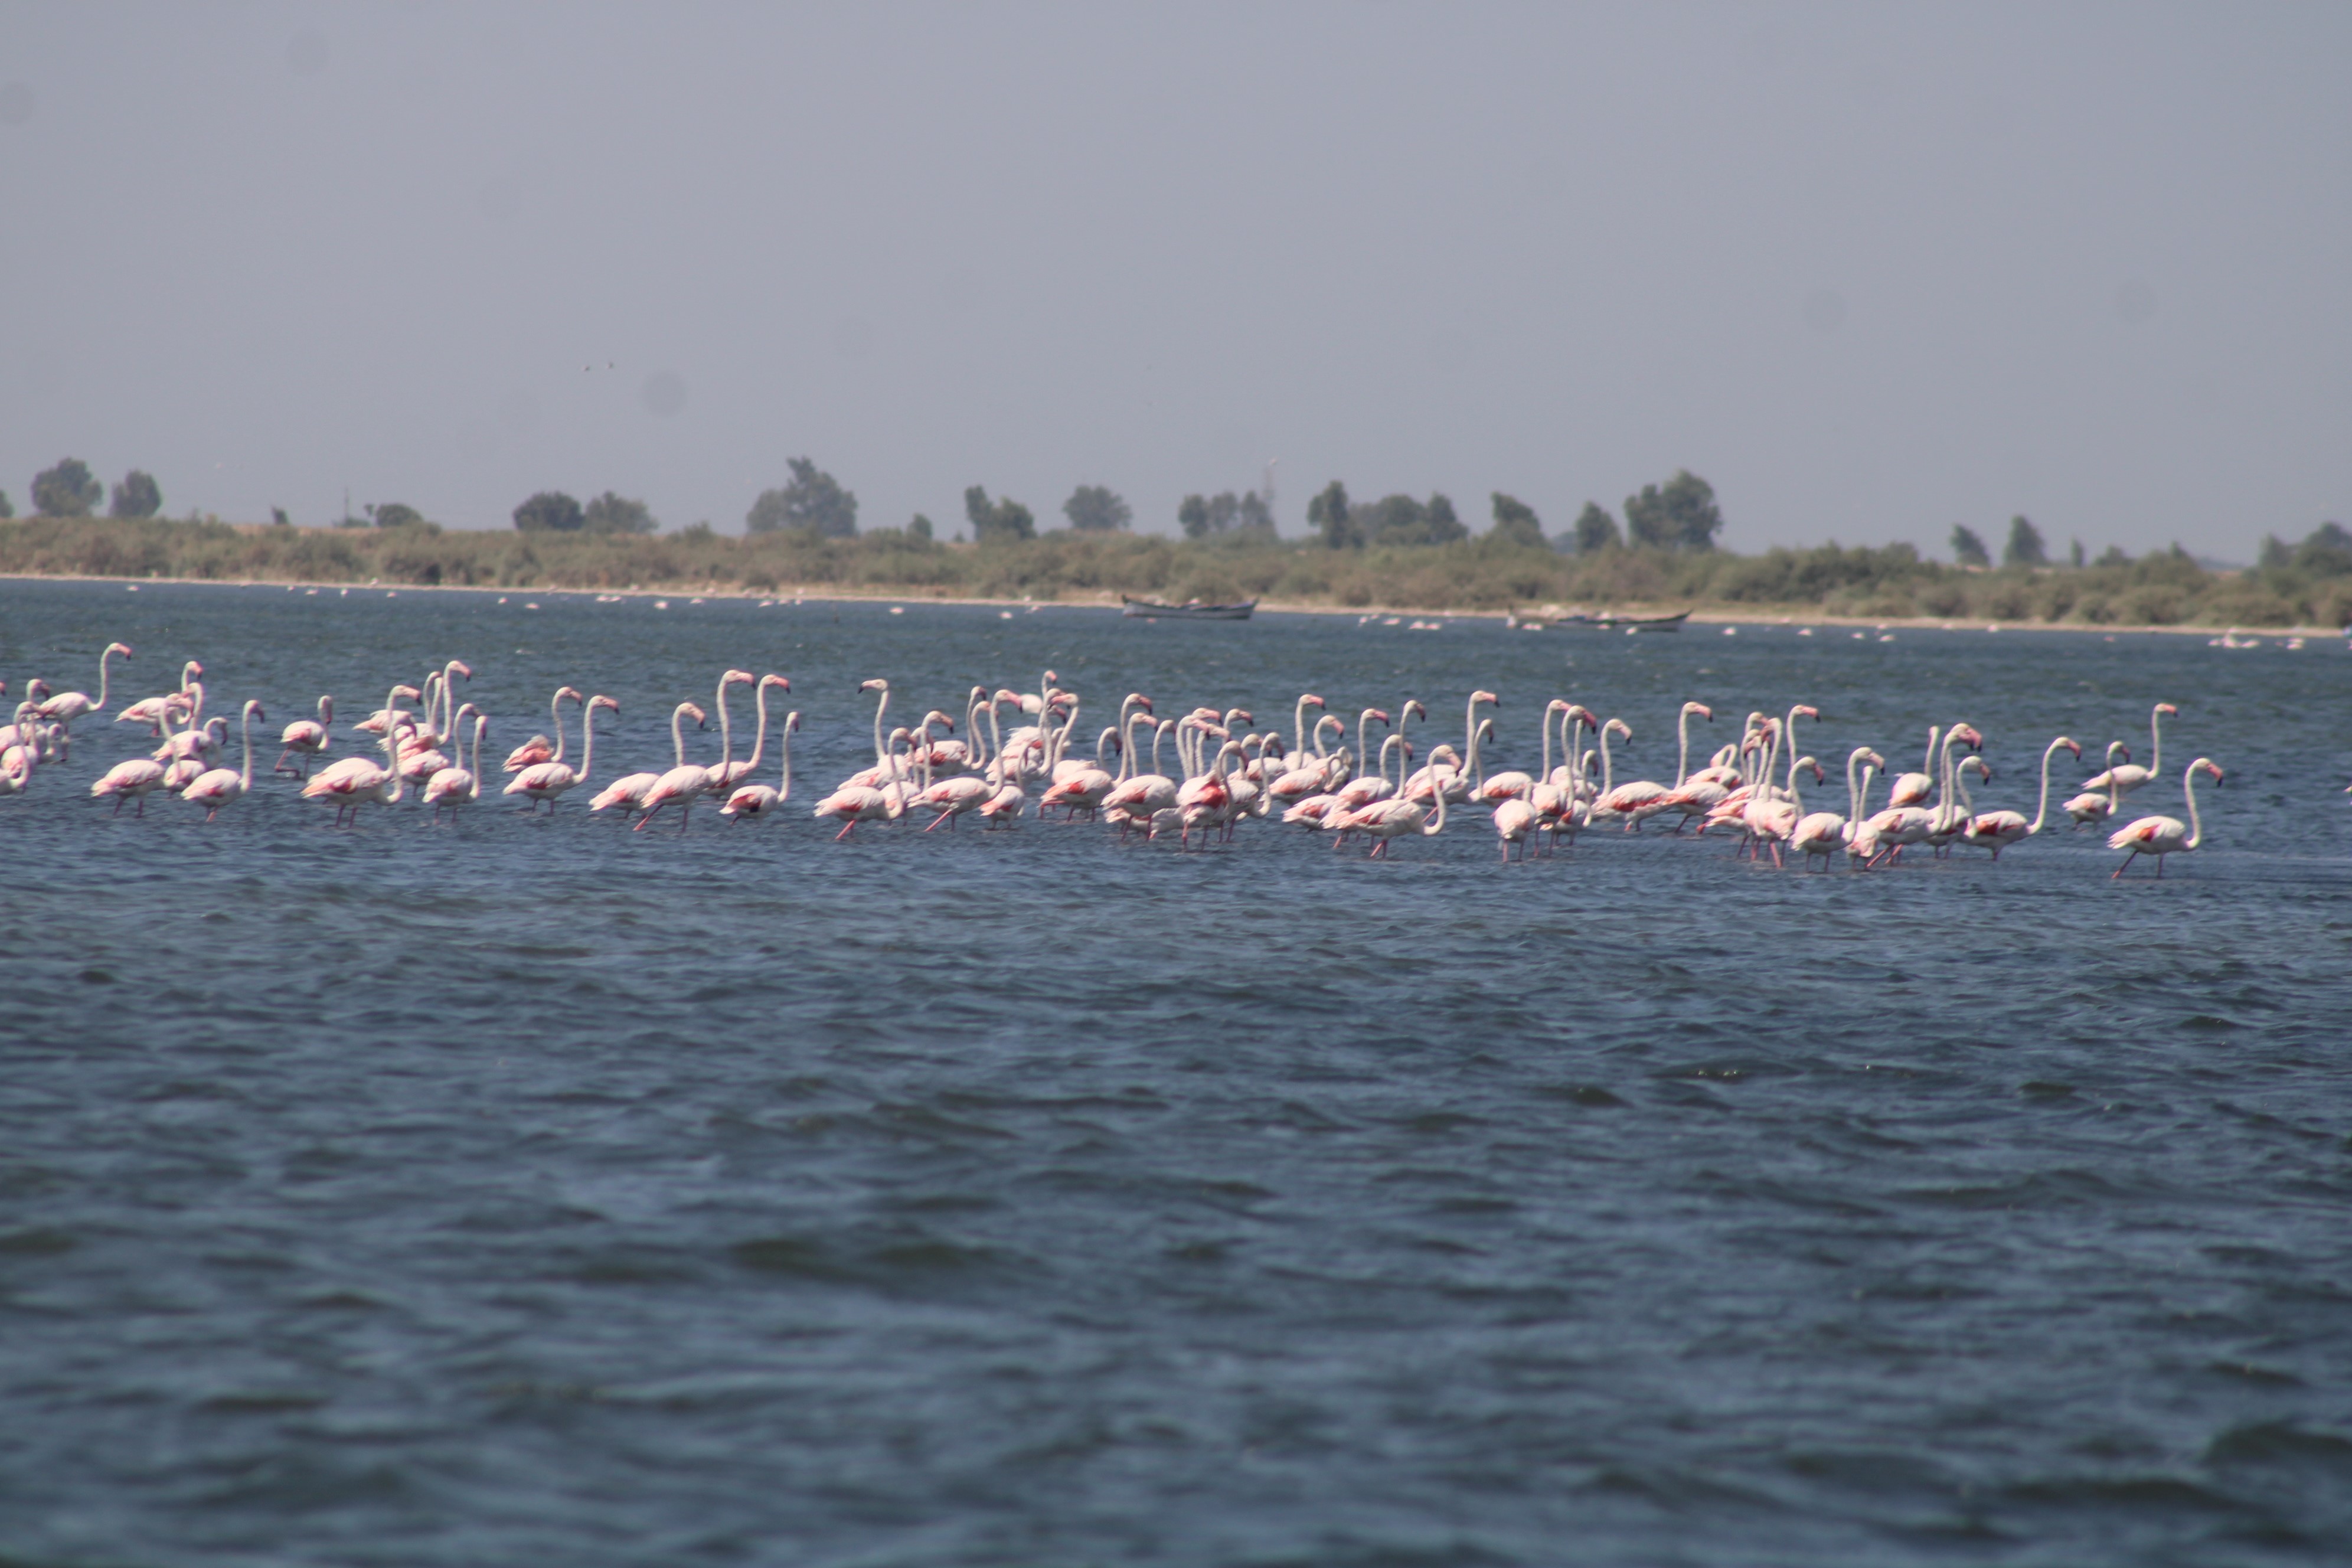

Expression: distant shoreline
xmin=6 ymin=569 xmax=2340 ymax=640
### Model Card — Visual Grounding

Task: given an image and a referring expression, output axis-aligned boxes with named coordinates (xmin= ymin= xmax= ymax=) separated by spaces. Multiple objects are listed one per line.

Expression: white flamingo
xmin=2108 ymin=757 xmax=2223 ymax=878
xmin=2081 ymin=703 xmax=2177 ymax=802
xmin=36 ymin=642 xmax=131 ymax=727
xmin=1964 ymin=735 xmax=2081 ymax=858
xmin=182 ymin=700 xmax=269 ymax=822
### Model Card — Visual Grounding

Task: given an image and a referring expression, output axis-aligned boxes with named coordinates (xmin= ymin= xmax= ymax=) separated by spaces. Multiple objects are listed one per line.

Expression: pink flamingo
xmin=273 ymin=695 xmax=334 ymax=778
xmin=1592 ymin=701 xmax=1714 ymax=828
xmin=1791 ymin=747 xmax=1881 ymax=870
xmin=2063 ymin=743 xmax=2131 ymax=827
xmin=592 ymin=702 xmax=704 ymax=816
xmin=423 ymin=707 xmax=488 ymax=823
xmin=720 ymin=713 xmax=800 ymax=821
xmin=300 ymin=698 xmax=414 ymax=826
xmin=1964 ymin=735 xmax=2080 ymax=858
xmin=711 ymin=675 xmax=793 ymax=795
xmin=2108 ymin=757 xmax=2222 ymax=878
xmin=182 ymin=700 xmax=268 ymax=822
xmin=116 ymin=660 xmax=201 ymax=735
xmin=36 ymin=642 xmax=131 ymax=727
xmin=636 ymin=671 xmax=750 ymax=831
xmin=507 ymin=692 xmax=616 ymax=812
xmin=505 ymin=682 xmax=585 ymax=774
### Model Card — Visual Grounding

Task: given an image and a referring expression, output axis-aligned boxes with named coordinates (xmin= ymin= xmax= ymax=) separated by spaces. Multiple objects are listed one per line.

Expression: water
xmin=5 ymin=579 xmax=2351 ymax=1566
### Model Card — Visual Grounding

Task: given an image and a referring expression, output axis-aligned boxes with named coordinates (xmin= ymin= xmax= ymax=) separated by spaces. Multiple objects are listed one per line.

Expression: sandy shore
xmin=6 ymin=570 xmax=2341 ymax=640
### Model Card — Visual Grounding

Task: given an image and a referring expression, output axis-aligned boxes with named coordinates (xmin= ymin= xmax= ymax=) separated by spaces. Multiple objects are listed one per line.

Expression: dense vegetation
xmin=5 ymin=512 xmax=2350 ymax=627
xmin=8 ymin=452 xmax=2343 ymax=625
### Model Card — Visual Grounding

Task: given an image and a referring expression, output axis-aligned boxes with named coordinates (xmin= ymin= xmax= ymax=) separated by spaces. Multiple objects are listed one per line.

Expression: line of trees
xmin=8 ymin=458 xmax=165 ymax=521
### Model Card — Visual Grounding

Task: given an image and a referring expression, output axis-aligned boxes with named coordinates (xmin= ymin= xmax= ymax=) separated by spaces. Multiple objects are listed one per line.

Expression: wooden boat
xmin=1121 ymin=595 xmax=1258 ymax=621
xmin=1556 ymin=609 xmax=1690 ymax=633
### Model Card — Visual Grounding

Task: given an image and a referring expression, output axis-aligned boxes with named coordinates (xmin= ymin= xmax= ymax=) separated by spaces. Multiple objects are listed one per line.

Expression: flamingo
xmin=711 ymin=674 xmax=793 ymax=794
xmin=1845 ymin=760 xmax=1886 ymax=871
xmin=149 ymin=678 xmax=208 ymax=759
xmin=2063 ymin=743 xmax=2131 ymax=827
xmin=721 ymin=713 xmax=799 ymax=820
xmin=274 ymin=695 xmax=335 ymax=777
xmin=90 ymin=753 xmax=169 ymax=815
xmin=919 ymin=692 xmax=1001 ymax=829
xmin=116 ymin=660 xmax=201 ymax=734
xmin=1101 ymin=716 xmax=1181 ymax=831
xmin=1791 ymin=747 xmax=1881 ymax=870
xmin=182 ymin=700 xmax=269 ymax=822
xmin=1964 ymin=735 xmax=2081 ymax=858
xmin=635 ymin=671 xmax=749 ymax=831
xmin=1745 ymin=753 xmax=1824 ymax=868
xmin=507 ymin=693 xmax=616 ymax=812
xmin=591 ymin=701 xmax=704 ymax=815
xmin=1926 ymin=756 xmax=1992 ymax=858
xmin=507 ymin=683 xmax=586 ymax=773
xmin=1354 ymin=744 xmax=1450 ymax=857
xmin=1040 ymin=725 xmax=1122 ymax=819
xmin=2080 ymin=703 xmax=2177 ymax=803
xmin=423 ymin=707 xmax=488 ymax=823
xmin=2108 ymin=758 xmax=2223 ymax=878
xmin=1592 ymin=701 xmax=1713 ymax=829
xmin=301 ymin=690 xmax=416 ymax=824
xmin=36 ymin=642 xmax=131 ymax=727
xmin=1886 ymin=726 xmax=1944 ymax=809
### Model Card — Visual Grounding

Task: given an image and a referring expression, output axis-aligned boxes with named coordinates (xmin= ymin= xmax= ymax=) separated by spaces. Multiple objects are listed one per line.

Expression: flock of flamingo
xmin=2 ymin=643 xmax=2226 ymax=877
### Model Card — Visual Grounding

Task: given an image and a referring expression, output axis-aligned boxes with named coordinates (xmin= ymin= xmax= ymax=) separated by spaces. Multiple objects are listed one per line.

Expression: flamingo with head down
xmin=2081 ymin=703 xmax=2177 ymax=803
xmin=117 ymin=660 xmax=201 ymax=736
xmin=592 ymin=702 xmax=704 ymax=815
xmin=1964 ymin=735 xmax=2080 ymax=858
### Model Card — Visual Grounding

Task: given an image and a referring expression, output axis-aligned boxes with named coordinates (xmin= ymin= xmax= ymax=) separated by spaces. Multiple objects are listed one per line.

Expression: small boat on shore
xmin=1121 ymin=595 xmax=1258 ymax=621
xmin=1557 ymin=609 xmax=1690 ymax=633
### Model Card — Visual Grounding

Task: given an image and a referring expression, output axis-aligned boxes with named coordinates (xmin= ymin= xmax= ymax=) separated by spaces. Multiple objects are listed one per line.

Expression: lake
xmin=4 ymin=577 xmax=2350 ymax=1566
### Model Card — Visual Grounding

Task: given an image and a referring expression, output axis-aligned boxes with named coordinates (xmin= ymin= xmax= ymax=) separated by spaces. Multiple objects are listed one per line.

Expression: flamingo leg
xmin=834 ymin=821 xmax=856 ymax=841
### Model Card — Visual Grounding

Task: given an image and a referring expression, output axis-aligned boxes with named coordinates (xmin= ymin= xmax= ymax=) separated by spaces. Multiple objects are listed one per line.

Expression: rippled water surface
xmin=5 ymin=579 xmax=2352 ymax=1566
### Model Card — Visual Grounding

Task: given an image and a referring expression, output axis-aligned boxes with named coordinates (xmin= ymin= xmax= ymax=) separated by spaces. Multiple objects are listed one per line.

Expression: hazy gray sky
xmin=4 ymin=4 xmax=2347 ymax=557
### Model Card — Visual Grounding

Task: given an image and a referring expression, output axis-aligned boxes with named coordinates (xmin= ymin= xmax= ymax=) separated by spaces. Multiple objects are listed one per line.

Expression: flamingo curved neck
xmin=236 ymin=703 xmax=257 ymax=789
xmin=2149 ymin=705 xmax=2167 ymax=778
xmin=2027 ymin=738 xmax=2065 ymax=835
xmin=2181 ymin=760 xmax=2206 ymax=848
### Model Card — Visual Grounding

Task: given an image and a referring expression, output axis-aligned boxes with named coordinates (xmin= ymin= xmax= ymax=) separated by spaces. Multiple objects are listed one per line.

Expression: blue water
xmin=5 ymin=579 xmax=2351 ymax=1566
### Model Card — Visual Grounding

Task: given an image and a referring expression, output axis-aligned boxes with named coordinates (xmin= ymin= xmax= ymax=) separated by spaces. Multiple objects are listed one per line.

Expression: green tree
xmin=1624 ymin=469 xmax=1722 ymax=550
xmin=109 ymin=469 xmax=162 ymax=519
xmin=2094 ymin=544 xmax=2131 ymax=568
xmin=1061 ymin=484 xmax=1131 ymax=533
xmin=513 ymin=491 xmax=585 ymax=533
xmin=747 ymin=458 xmax=857 ymax=537
xmin=0 ymin=490 xmax=12 ymax=520
xmin=583 ymin=491 xmax=658 ymax=535
xmin=2003 ymin=514 xmax=2047 ymax=566
xmin=2069 ymin=537 xmax=2085 ymax=567
xmin=1950 ymin=524 xmax=1991 ymax=567
xmin=1573 ymin=501 xmax=1621 ymax=554
xmin=963 ymin=485 xmax=1035 ymax=543
xmin=270 ymin=506 xmax=290 ymax=527
xmin=1489 ymin=493 xmax=1544 ymax=548
xmin=1177 ymin=494 xmax=1215 ymax=539
xmin=369 ymin=502 xmax=425 ymax=529
xmin=2293 ymin=521 xmax=2352 ymax=577
xmin=1235 ymin=491 xmax=1276 ymax=538
xmin=32 ymin=458 xmax=103 ymax=518
xmin=909 ymin=513 xmax=933 ymax=540
xmin=1308 ymin=481 xmax=1358 ymax=548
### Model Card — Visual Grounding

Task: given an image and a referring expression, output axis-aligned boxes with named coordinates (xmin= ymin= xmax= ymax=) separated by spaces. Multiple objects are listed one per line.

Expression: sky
xmin=2 ymin=3 xmax=2347 ymax=559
